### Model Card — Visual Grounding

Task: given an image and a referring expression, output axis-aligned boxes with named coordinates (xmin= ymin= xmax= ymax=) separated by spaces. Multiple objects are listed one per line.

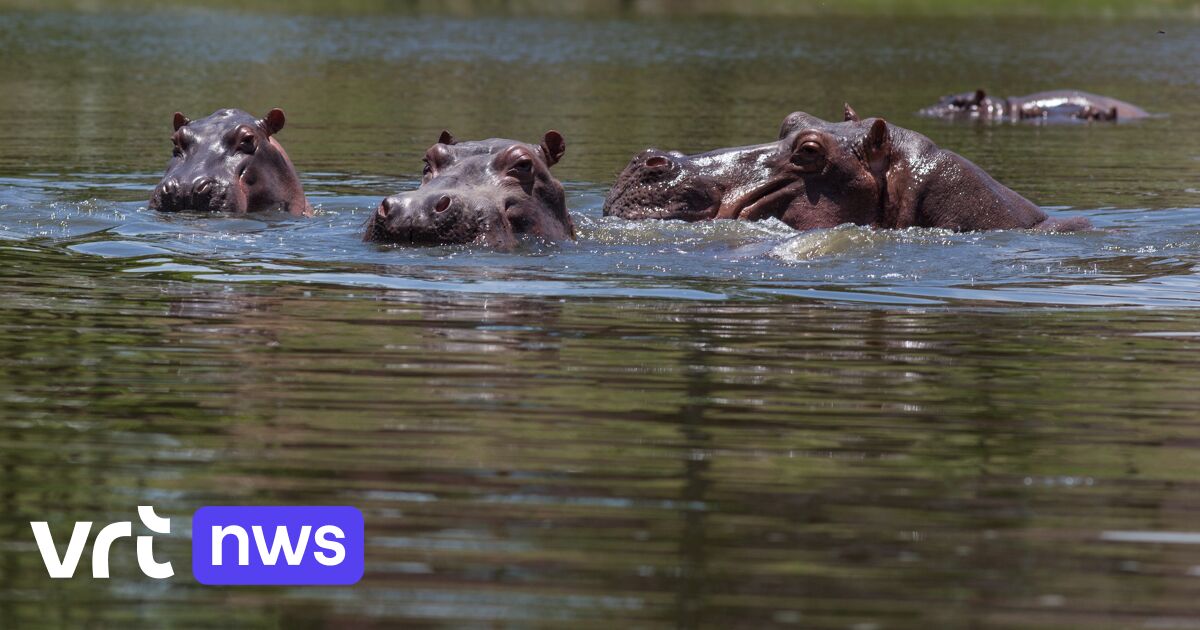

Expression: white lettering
xmin=252 ymin=525 xmax=310 ymax=566
xmin=29 ymin=521 xmax=92 ymax=579
xmin=211 ymin=525 xmax=250 ymax=566
xmin=313 ymin=525 xmax=346 ymax=566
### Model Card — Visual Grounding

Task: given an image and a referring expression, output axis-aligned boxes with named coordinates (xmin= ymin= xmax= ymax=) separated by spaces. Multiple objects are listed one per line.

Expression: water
xmin=2 ymin=5 xmax=1200 ymax=628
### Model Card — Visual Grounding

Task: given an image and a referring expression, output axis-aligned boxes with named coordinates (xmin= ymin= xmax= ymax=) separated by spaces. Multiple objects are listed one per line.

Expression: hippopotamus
xmin=150 ymin=108 xmax=311 ymax=216
xmin=602 ymin=105 xmax=1090 ymax=232
xmin=364 ymin=130 xmax=574 ymax=247
xmin=919 ymin=89 xmax=1149 ymax=122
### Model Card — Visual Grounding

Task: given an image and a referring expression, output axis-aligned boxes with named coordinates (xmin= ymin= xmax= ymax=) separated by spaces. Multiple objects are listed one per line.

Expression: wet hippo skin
xmin=150 ymin=108 xmax=311 ymax=216
xmin=604 ymin=106 xmax=1090 ymax=233
xmin=365 ymin=130 xmax=574 ymax=248
xmin=919 ymin=89 xmax=1149 ymax=122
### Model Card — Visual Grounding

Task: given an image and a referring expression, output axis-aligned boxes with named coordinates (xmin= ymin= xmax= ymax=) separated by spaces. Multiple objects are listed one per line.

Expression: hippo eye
xmin=506 ymin=157 xmax=534 ymax=182
xmin=510 ymin=157 xmax=533 ymax=174
xmin=422 ymin=159 xmax=433 ymax=176
xmin=791 ymin=141 xmax=826 ymax=171
xmin=237 ymin=134 xmax=257 ymax=154
xmin=171 ymin=140 xmax=183 ymax=158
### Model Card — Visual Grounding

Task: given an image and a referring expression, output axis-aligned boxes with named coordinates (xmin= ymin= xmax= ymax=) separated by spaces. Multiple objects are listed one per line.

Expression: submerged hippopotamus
xmin=150 ymin=108 xmax=311 ymax=216
xmin=919 ymin=89 xmax=1148 ymax=122
xmin=364 ymin=130 xmax=574 ymax=247
xmin=603 ymin=105 xmax=1090 ymax=232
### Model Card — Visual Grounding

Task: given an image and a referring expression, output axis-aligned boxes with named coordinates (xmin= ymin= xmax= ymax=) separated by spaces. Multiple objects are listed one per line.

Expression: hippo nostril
xmin=434 ymin=196 xmax=451 ymax=213
xmin=163 ymin=179 xmax=180 ymax=196
xmin=645 ymin=156 xmax=671 ymax=169
xmin=193 ymin=177 xmax=214 ymax=196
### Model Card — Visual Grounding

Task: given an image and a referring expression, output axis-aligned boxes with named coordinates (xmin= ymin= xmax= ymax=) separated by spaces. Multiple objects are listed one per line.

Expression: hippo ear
xmin=259 ymin=108 xmax=286 ymax=136
xmin=173 ymin=112 xmax=190 ymax=131
xmin=973 ymin=89 xmax=987 ymax=105
xmin=540 ymin=130 xmax=566 ymax=167
xmin=843 ymin=103 xmax=860 ymax=122
xmin=865 ymin=118 xmax=891 ymax=170
xmin=438 ymin=130 xmax=457 ymax=146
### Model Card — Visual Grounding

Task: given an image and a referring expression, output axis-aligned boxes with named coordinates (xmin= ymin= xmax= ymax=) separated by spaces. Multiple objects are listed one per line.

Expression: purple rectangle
xmin=192 ymin=506 xmax=364 ymax=585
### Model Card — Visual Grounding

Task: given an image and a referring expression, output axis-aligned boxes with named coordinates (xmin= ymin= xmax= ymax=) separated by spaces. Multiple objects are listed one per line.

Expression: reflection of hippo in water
xmin=919 ymin=89 xmax=1149 ymax=123
xmin=364 ymin=130 xmax=575 ymax=248
xmin=603 ymin=106 xmax=1090 ymax=232
xmin=150 ymin=108 xmax=311 ymax=216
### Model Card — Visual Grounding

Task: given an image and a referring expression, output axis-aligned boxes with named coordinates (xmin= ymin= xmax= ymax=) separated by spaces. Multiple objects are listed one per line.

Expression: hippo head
xmin=150 ymin=108 xmax=309 ymax=215
xmin=918 ymin=89 xmax=1006 ymax=119
xmin=600 ymin=147 xmax=727 ymax=222
xmin=365 ymin=130 xmax=574 ymax=248
xmin=603 ymin=107 xmax=885 ymax=228
xmin=606 ymin=107 xmax=1059 ymax=232
xmin=1021 ymin=102 xmax=1119 ymax=122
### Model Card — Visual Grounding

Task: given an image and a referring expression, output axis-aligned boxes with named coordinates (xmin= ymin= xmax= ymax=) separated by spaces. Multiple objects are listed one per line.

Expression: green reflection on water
xmin=3 ymin=267 xmax=1200 ymax=627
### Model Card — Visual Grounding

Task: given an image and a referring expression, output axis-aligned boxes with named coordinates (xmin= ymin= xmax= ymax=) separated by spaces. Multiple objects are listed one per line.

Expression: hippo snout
xmin=377 ymin=193 xmax=455 ymax=232
xmin=192 ymin=176 xmax=216 ymax=197
xmin=631 ymin=149 xmax=677 ymax=179
xmin=370 ymin=192 xmax=482 ymax=245
xmin=151 ymin=175 xmax=230 ymax=212
xmin=379 ymin=193 xmax=454 ymax=221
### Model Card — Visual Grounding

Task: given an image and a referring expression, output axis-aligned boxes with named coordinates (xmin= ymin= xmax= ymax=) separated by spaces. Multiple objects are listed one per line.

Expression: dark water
xmin=2 ymin=5 xmax=1200 ymax=629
